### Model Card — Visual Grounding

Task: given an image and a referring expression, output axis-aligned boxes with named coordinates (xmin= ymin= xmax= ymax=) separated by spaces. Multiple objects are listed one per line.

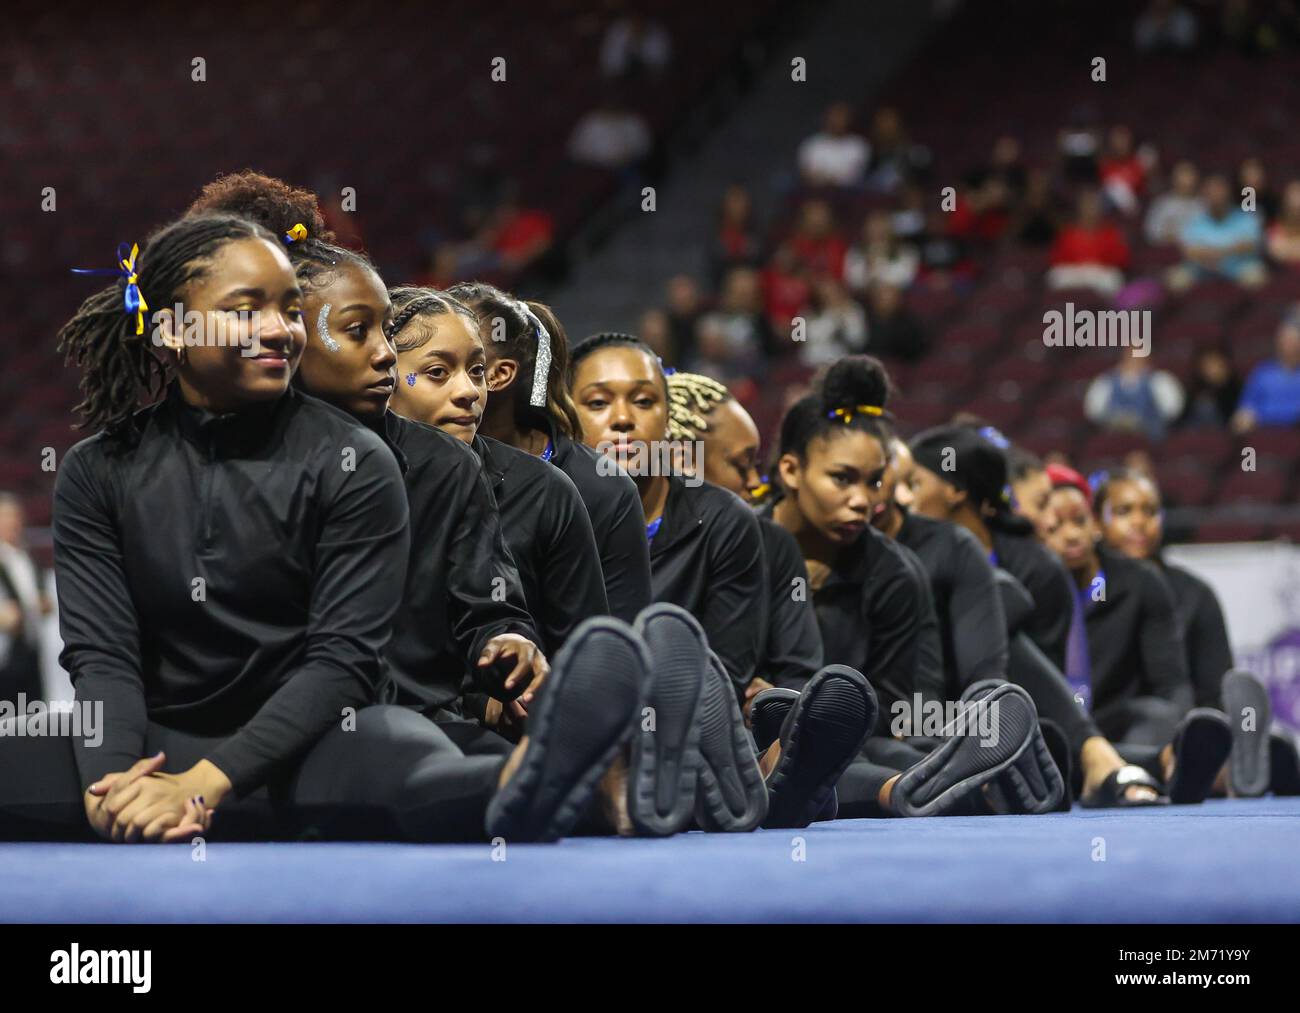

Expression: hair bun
xmin=819 ymin=355 xmax=891 ymax=414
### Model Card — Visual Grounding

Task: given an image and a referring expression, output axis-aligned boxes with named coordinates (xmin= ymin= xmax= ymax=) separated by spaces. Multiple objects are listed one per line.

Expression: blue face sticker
xmin=405 ymin=372 xmax=417 ymax=387
xmin=316 ymin=303 xmax=340 ymax=352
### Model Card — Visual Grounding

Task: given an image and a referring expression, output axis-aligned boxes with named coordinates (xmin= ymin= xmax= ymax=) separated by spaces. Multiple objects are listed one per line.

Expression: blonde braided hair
xmin=667 ymin=371 xmax=732 ymax=440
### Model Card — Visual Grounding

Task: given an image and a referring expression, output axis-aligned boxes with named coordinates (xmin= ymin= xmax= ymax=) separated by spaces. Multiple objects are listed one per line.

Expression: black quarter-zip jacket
xmin=898 ymin=511 xmax=1008 ymax=697
xmin=991 ymin=526 xmax=1075 ymax=672
xmin=649 ymin=477 xmax=766 ymax=690
xmin=472 ymin=434 xmax=608 ymax=655
xmin=380 ymin=413 xmax=538 ymax=713
xmin=1084 ymin=543 xmax=1193 ymax=717
xmin=757 ymin=516 xmax=824 ymax=689
xmin=53 ymin=385 xmax=410 ymax=796
xmin=542 ymin=418 xmax=653 ymax=624
xmin=1160 ymin=557 xmax=1233 ymax=710
xmin=759 ymin=502 xmax=945 ymax=716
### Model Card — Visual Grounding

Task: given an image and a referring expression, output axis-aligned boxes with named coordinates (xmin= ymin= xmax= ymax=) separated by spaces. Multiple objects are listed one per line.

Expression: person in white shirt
xmin=1084 ymin=350 xmax=1185 ymax=440
xmin=569 ymin=100 xmax=652 ymax=170
xmin=0 ymin=494 xmax=47 ymax=707
xmin=1144 ymin=160 xmax=1205 ymax=245
xmin=798 ymin=102 xmax=870 ymax=188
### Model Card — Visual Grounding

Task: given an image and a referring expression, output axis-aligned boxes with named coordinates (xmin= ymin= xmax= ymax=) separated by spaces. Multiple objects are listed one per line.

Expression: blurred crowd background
xmin=2 ymin=0 xmax=1298 ymax=577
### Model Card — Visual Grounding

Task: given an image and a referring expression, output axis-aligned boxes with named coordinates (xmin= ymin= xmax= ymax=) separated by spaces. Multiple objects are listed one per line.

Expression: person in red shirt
xmin=787 ymin=199 xmax=847 ymax=279
xmin=1098 ymin=125 xmax=1148 ymax=216
xmin=1048 ymin=188 xmax=1130 ymax=295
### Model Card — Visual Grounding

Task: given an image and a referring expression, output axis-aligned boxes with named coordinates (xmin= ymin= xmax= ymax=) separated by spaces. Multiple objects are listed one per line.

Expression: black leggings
xmin=0 ymin=705 xmax=506 ymax=843
xmin=834 ymin=736 xmax=931 ymax=819
xmin=1006 ymin=632 xmax=1101 ymax=759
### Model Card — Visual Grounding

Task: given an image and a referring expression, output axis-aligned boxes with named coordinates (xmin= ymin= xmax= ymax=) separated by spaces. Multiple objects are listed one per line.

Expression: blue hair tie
xmin=978 ymin=425 xmax=1010 ymax=450
xmin=1087 ymin=469 xmax=1110 ymax=494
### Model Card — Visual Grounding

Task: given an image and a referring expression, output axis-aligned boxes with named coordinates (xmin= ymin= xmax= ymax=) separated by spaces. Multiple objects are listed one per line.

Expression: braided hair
xmin=58 ymin=213 xmax=279 ymax=435
xmin=386 ymin=286 xmax=479 ymax=351
xmin=186 ymin=170 xmax=374 ymax=292
xmin=666 ymin=371 xmax=732 ymax=441
xmin=568 ymin=331 xmax=668 ymax=398
xmin=445 ymin=283 xmax=583 ymax=439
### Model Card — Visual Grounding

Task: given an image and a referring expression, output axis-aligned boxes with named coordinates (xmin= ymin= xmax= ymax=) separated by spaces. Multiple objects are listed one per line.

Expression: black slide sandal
xmin=627 ymin=603 xmax=707 ymax=836
xmin=485 ymin=617 xmax=645 ymax=843
xmin=1080 ymin=765 xmax=1167 ymax=808
xmin=890 ymin=683 xmax=1036 ymax=818
xmin=1222 ymin=669 xmax=1271 ymax=797
xmin=1168 ymin=708 xmax=1233 ymax=805
xmin=694 ymin=651 xmax=768 ymax=832
xmin=960 ymin=679 xmax=1065 ymax=815
xmin=751 ymin=687 xmax=801 ymax=753
xmin=762 ymin=666 xmax=877 ymax=829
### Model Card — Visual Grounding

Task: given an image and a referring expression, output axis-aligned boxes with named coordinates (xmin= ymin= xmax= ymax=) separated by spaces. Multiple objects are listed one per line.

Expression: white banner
xmin=1164 ymin=542 xmax=1300 ymax=731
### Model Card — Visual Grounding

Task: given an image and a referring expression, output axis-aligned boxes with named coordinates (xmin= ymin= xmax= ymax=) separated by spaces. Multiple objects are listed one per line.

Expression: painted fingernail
xmin=198 ymin=796 xmax=205 ymax=805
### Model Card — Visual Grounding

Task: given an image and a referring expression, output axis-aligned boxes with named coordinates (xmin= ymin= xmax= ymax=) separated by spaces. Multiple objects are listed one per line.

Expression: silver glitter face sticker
xmin=316 ymin=303 xmax=340 ymax=352
xmin=519 ymin=303 xmax=551 ymax=407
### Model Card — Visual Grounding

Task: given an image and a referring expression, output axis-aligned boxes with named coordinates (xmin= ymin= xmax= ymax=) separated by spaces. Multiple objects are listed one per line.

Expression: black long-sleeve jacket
xmin=380 ymin=413 xmax=538 ymax=713
xmin=1085 ymin=544 xmax=1194 ymax=717
xmin=473 ymin=434 xmax=608 ymax=655
xmin=54 ymin=386 xmax=409 ymax=796
xmin=542 ymin=418 xmax=653 ymax=624
xmin=897 ymin=512 xmax=1008 ymax=698
xmin=1161 ymin=558 xmax=1233 ymax=711
xmin=759 ymin=503 xmax=945 ymax=716
xmin=757 ymin=516 xmax=824 ymax=690
xmin=649 ymin=477 xmax=766 ymax=690
xmin=992 ymin=527 xmax=1075 ymax=672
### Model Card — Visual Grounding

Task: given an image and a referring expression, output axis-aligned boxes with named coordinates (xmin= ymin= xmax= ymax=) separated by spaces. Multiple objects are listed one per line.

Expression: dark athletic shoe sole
xmin=1222 ymin=670 xmax=1271 ymax=797
xmin=960 ymin=679 xmax=1064 ymax=815
xmin=751 ymin=687 xmax=801 ymax=753
xmin=485 ymin=617 xmax=645 ymax=843
xmin=892 ymin=683 xmax=1037 ymax=818
xmin=763 ymin=666 xmax=876 ymax=829
xmin=1168 ymin=708 xmax=1233 ymax=805
xmin=627 ymin=604 xmax=707 ymax=836
xmin=694 ymin=651 xmax=767 ymax=833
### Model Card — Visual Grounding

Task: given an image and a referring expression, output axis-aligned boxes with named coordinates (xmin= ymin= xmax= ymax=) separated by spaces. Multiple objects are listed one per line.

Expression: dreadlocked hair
xmin=386 ymin=286 xmax=479 ymax=352
xmin=444 ymin=283 xmax=582 ymax=439
xmin=568 ymin=331 xmax=668 ymax=399
xmin=666 ymin=372 xmax=732 ymax=440
xmin=186 ymin=170 xmax=372 ymax=292
xmin=57 ymin=213 xmax=278 ymax=436
xmin=777 ymin=355 xmax=894 ymax=461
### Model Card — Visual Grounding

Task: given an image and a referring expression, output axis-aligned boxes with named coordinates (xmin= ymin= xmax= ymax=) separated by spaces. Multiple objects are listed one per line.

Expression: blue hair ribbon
xmin=71 ymin=242 xmax=149 ymax=336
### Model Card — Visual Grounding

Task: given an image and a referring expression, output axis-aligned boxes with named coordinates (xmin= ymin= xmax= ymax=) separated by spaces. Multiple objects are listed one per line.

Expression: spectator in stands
xmin=709 ymin=183 xmax=762 ymax=285
xmin=979 ymin=135 xmax=1028 ymax=201
xmin=1084 ymin=348 xmax=1186 ymax=440
xmin=1238 ymin=157 xmax=1279 ymax=221
xmin=0 ymin=494 xmax=48 ymax=707
xmin=1098 ymin=125 xmax=1151 ymax=216
xmin=844 ymin=211 xmax=919 ymax=294
xmin=868 ymin=107 xmax=930 ymax=193
xmin=1168 ymin=174 xmax=1267 ymax=290
xmin=1179 ymin=345 xmax=1242 ymax=428
xmin=1231 ymin=310 xmax=1300 ymax=433
xmin=797 ymin=277 xmax=868 ymax=366
xmin=568 ymin=96 xmax=652 ymax=170
xmin=699 ymin=266 xmax=775 ymax=372
xmin=600 ymin=9 xmax=672 ymax=81
xmin=482 ymin=188 xmax=554 ymax=274
xmin=762 ymin=244 xmax=812 ymax=335
xmin=787 ymin=199 xmax=847 ymax=279
xmin=949 ymin=175 xmax=1012 ymax=245
xmin=866 ymin=105 xmax=929 ymax=192
xmin=797 ymin=101 xmax=870 ymax=188
xmin=1047 ymin=188 xmax=1131 ymax=296
xmin=891 ymin=182 xmax=928 ymax=242
xmin=1010 ymin=169 xmax=1062 ymax=247
xmin=915 ymin=208 xmax=974 ymax=289
xmin=665 ymin=274 xmax=704 ymax=359
xmin=1144 ymin=160 xmax=1204 ymax=245
xmin=865 ymin=281 xmax=928 ymax=362
xmin=1058 ymin=107 xmax=1102 ymax=184
xmin=1266 ymin=180 xmax=1300 ymax=266
xmin=687 ymin=314 xmax=761 ymax=387
xmin=1134 ymin=0 xmax=1200 ymax=53
xmin=639 ymin=308 xmax=676 ymax=364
